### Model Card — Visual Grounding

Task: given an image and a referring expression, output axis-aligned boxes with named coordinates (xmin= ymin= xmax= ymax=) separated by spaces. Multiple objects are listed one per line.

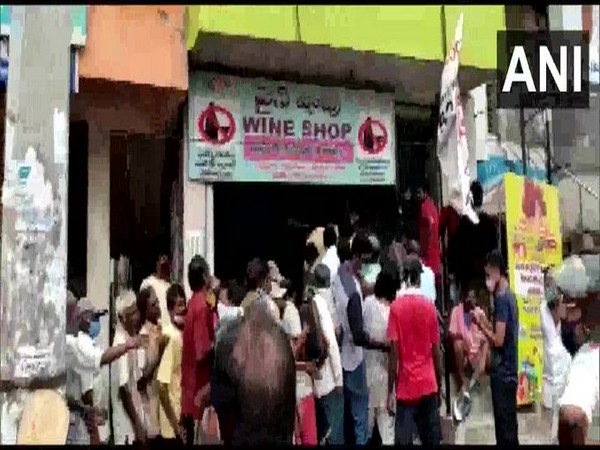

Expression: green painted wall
xmin=187 ymin=5 xmax=505 ymax=70
xmin=444 ymin=6 xmax=505 ymax=69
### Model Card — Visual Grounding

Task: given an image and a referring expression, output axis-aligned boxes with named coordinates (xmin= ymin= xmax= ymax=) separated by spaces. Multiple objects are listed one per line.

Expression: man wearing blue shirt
xmin=473 ymin=250 xmax=519 ymax=445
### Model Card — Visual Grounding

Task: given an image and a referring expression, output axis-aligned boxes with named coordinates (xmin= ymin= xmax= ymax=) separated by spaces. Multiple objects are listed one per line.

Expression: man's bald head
xmin=230 ymin=304 xmax=295 ymax=444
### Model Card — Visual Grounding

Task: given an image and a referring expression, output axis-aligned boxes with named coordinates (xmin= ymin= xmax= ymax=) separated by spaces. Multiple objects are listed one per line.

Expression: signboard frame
xmin=188 ymin=72 xmax=397 ymax=186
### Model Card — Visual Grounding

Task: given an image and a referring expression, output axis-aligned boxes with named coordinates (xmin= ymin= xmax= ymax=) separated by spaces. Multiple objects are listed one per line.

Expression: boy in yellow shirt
xmin=156 ymin=284 xmax=187 ymax=443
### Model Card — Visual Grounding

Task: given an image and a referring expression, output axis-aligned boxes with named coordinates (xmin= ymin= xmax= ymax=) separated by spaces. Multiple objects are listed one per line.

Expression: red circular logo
xmin=358 ymin=118 xmax=388 ymax=155
xmin=197 ymin=103 xmax=236 ymax=145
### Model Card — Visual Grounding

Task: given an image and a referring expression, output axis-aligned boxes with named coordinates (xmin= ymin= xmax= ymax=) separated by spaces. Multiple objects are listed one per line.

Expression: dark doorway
xmin=67 ymin=120 xmax=89 ymax=298
xmin=213 ymin=182 xmax=398 ymax=295
xmin=109 ymin=133 xmax=181 ymax=291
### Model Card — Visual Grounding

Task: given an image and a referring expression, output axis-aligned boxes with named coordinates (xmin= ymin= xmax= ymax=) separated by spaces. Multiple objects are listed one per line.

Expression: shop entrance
xmin=109 ymin=132 xmax=181 ymax=290
xmin=213 ymin=182 xmax=398 ymax=295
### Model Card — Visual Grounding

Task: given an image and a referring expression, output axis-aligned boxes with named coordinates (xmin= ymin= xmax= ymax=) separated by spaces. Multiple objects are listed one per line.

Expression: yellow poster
xmin=504 ymin=173 xmax=563 ymax=407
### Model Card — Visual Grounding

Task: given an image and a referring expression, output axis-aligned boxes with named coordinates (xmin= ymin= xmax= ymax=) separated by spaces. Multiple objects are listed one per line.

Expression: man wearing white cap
xmin=65 ymin=298 xmax=142 ymax=445
xmin=556 ymin=256 xmax=600 ymax=445
xmin=110 ymin=290 xmax=148 ymax=445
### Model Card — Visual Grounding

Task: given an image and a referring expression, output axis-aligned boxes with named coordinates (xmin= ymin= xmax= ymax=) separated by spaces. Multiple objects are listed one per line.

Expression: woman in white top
xmin=363 ymin=270 xmax=398 ymax=445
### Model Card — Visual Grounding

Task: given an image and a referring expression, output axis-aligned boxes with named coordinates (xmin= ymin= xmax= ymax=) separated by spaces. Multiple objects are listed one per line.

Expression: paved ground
xmin=443 ymin=376 xmax=554 ymax=445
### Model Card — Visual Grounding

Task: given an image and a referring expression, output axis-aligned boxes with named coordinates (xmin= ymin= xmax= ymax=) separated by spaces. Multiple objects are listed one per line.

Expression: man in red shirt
xmin=416 ymin=181 xmax=441 ymax=304
xmin=181 ymin=255 xmax=216 ymax=445
xmin=386 ymin=255 xmax=443 ymax=445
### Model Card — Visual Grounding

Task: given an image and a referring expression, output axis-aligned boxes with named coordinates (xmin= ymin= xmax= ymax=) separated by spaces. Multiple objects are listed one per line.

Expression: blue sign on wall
xmin=477 ymin=155 xmax=551 ymax=191
xmin=0 ymin=42 xmax=77 ymax=93
xmin=0 ymin=5 xmax=87 ymax=47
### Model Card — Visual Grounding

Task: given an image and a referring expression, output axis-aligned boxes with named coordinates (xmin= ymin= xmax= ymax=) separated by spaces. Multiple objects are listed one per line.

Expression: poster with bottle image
xmin=504 ymin=173 xmax=563 ymax=406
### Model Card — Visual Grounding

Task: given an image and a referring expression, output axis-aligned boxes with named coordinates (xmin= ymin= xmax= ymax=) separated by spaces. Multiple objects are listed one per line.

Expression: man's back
xmin=491 ymin=288 xmax=518 ymax=383
xmin=420 ymin=263 xmax=437 ymax=303
xmin=111 ymin=326 xmax=144 ymax=445
xmin=334 ymin=261 xmax=364 ymax=372
xmin=312 ymin=289 xmax=343 ymax=398
xmin=363 ymin=295 xmax=390 ymax=388
xmin=388 ymin=290 xmax=439 ymax=401
xmin=419 ymin=196 xmax=441 ymax=276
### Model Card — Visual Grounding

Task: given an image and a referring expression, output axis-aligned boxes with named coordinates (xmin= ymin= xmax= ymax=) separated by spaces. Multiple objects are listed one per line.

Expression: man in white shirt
xmin=65 ymin=298 xmax=141 ymax=445
xmin=540 ymin=268 xmax=571 ymax=440
xmin=140 ymin=252 xmax=172 ymax=327
xmin=319 ymin=227 xmax=341 ymax=337
xmin=311 ymin=264 xmax=344 ymax=445
xmin=111 ymin=291 xmax=147 ymax=445
xmin=363 ymin=270 xmax=397 ymax=445
xmin=556 ymin=256 xmax=600 ymax=445
xmin=402 ymin=240 xmax=436 ymax=303
xmin=321 ymin=225 xmax=341 ymax=285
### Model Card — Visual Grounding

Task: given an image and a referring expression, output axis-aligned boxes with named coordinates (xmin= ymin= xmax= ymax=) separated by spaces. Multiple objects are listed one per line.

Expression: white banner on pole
xmin=437 ymin=13 xmax=478 ymax=224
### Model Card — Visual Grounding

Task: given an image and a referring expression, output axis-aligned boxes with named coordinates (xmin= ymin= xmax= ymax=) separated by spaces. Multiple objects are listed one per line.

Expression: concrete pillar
xmin=182 ymin=117 xmax=207 ymax=298
xmin=86 ymin=121 xmax=110 ymax=441
xmin=86 ymin=122 xmax=110 ymax=312
xmin=0 ymin=5 xmax=72 ymax=444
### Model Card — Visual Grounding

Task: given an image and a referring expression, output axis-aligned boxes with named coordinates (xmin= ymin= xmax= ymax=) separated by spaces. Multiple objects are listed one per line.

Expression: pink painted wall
xmin=79 ymin=6 xmax=188 ymax=90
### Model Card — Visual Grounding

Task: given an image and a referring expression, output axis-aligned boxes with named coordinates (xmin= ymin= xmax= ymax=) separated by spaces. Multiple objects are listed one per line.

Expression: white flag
xmin=436 ymin=13 xmax=479 ymax=224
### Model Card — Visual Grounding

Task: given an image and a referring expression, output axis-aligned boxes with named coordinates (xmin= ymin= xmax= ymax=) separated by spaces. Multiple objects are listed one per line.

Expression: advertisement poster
xmin=188 ymin=72 xmax=396 ymax=185
xmin=504 ymin=173 xmax=563 ymax=406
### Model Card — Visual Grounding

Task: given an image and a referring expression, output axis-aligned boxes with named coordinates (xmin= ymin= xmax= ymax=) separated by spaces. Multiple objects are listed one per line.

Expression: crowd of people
xmin=62 ymin=179 xmax=599 ymax=446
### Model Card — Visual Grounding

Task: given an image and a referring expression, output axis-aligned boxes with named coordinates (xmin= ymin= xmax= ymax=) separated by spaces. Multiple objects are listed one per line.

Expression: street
xmin=452 ymin=376 xmax=553 ymax=445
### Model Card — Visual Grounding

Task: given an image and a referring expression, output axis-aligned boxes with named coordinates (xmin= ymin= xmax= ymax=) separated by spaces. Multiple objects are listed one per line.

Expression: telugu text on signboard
xmin=188 ymin=72 xmax=396 ymax=185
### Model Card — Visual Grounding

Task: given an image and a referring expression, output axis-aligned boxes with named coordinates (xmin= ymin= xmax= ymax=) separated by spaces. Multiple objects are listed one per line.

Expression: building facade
xmin=183 ymin=5 xmax=506 ymax=286
xmin=549 ymin=5 xmax=600 ymax=235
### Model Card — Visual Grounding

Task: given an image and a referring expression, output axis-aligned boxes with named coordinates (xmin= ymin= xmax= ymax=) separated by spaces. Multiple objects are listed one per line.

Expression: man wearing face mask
xmin=241 ymin=258 xmax=280 ymax=322
xmin=65 ymin=298 xmax=142 ymax=445
xmin=556 ymin=256 xmax=599 ymax=445
xmin=472 ymin=250 xmax=519 ymax=446
xmin=448 ymin=282 xmax=489 ymax=422
xmin=333 ymin=233 xmax=389 ymax=445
